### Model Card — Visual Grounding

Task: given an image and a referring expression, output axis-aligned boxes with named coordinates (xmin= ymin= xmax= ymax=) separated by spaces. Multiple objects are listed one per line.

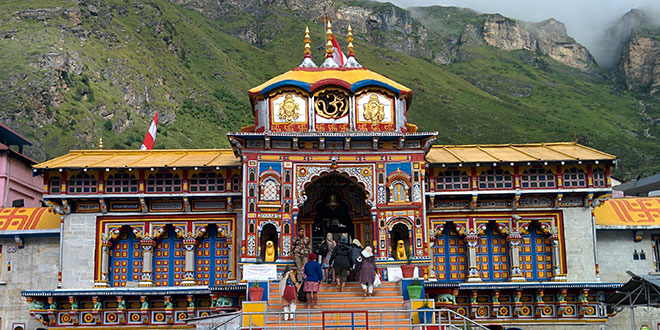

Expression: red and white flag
xmin=331 ymin=35 xmax=347 ymax=66
xmin=140 ymin=111 xmax=158 ymax=150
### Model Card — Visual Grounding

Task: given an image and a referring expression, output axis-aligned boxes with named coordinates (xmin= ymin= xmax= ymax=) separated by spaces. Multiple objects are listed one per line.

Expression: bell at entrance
xmin=326 ymin=193 xmax=341 ymax=210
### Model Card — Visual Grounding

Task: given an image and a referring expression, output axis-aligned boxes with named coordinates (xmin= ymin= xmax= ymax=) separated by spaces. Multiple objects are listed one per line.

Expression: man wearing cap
xmin=292 ymin=226 xmax=311 ymax=281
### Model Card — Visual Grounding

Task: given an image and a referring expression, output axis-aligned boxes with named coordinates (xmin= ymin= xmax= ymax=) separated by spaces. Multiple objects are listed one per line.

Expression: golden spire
xmin=304 ymin=26 xmax=311 ymax=57
xmin=98 ymin=137 xmax=103 ymax=150
xmin=325 ymin=20 xmax=334 ymax=57
xmin=347 ymin=24 xmax=354 ymax=55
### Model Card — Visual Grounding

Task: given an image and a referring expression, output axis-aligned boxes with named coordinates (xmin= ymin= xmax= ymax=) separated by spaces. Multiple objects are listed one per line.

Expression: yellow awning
xmin=594 ymin=198 xmax=660 ymax=227
xmin=0 ymin=207 xmax=60 ymax=232
xmin=34 ymin=149 xmax=241 ymax=169
xmin=426 ymin=142 xmax=615 ymax=164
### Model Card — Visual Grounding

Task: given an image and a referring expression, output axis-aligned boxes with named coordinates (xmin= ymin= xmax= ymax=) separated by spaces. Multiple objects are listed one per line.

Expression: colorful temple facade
xmin=8 ymin=25 xmax=627 ymax=329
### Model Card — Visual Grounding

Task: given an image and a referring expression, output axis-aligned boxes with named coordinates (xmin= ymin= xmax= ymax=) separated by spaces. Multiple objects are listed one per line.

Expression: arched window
xmin=563 ymin=168 xmax=586 ymax=188
xmin=146 ymin=172 xmax=182 ymax=193
xmin=190 ymin=171 xmax=225 ymax=192
xmin=249 ymin=169 xmax=255 ymax=182
xmin=389 ymin=180 xmax=409 ymax=202
xmin=285 ymin=170 xmax=291 ymax=182
xmin=593 ymin=168 xmax=606 ymax=187
xmin=435 ymin=169 xmax=470 ymax=190
xmin=284 ymin=186 xmax=291 ymax=198
xmin=521 ymin=168 xmax=555 ymax=188
xmin=153 ymin=227 xmax=185 ymax=286
xmin=260 ymin=177 xmax=280 ymax=201
xmin=432 ymin=225 xmax=466 ymax=282
xmin=476 ymin=224 xmax=508 ymax=281
xmin=49 ymin=176 xmax=61 ymax=194
xmin=232 ymin=175 xmax=241 ymax=192
xmin=105 ymin=172 xmax=138 ymax=193
xmin=478 ymin=168 xmax=513 ymax=189
xmin=68 ymin=173 xmax=97 ymax=194
xmin=249 ymin=186 xmax=255 ymax=197
xmin=249 ymin=201 xmax=256 ymax=213
xmin=520 ymin=222 xmax=553 ymax=280
xmin=109 ymin=229 xmax=142 ymax=287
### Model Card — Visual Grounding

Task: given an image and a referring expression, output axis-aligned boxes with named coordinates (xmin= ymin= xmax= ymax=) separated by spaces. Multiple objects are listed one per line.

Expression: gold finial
xmin=304 ymin=26 xmax=311 ymax=56
xmin=326 ymin=21 xmax=334 ymax=56
xmin=347 ymin=24 xmax=354 ymax=55
xmin=98 ymin=137 xmax=103 ymax=150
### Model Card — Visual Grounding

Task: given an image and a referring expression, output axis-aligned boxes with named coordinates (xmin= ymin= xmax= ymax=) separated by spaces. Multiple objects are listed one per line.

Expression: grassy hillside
xmin=0 ymin=0 xmax=659 ymax=180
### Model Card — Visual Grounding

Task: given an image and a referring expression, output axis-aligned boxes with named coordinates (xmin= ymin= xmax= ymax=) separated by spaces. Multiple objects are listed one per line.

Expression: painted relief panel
xmin=355 ymin=91 xmax=394 ymax=131
xmin=314 ymin=88 xmax=350 ymax=132
xmin=270 ymin=90 xmax=308 ymax=131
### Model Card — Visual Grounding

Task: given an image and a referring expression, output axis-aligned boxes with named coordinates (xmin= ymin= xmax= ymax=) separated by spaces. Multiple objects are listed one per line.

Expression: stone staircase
xmin=265 ymin=281 xmax=412 ymax=329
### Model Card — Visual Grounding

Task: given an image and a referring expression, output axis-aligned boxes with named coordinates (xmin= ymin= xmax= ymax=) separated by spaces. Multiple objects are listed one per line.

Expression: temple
xmin=4 ymin=24 xmax=629 ymax=329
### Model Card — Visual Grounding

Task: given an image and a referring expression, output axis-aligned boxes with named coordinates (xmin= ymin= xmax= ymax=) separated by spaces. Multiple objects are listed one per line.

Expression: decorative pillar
xmin=465 ymin=236 xmax=481 ymax=282
xmin=534 ymin=290 xmax=545 ymax=318
xmin=503 ymin=218 xmax=528 ymax=282
xmin=96 ymin=240 xmax=112 ymax=287
xmin=550 ymin=235 xmax=564 ymax=280
xmin=513 ymin=290 xmax=522 ymax=317
xmin=181 ymin=236 xmax=197 ymax=286
xmin=92 ymin=296 xmax=102 ymax=324
xmin=491 ymin=290 xmax=500 ymax=318
xmin=139 ymin=238 xmax=156 ymax=286
xmin=456 ymin=220 xmax=485 ymax=282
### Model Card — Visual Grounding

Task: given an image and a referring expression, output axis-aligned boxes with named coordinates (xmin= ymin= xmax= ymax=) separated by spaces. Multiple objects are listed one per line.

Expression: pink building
xmin=0 ymin=123 xmax=42 ymax=208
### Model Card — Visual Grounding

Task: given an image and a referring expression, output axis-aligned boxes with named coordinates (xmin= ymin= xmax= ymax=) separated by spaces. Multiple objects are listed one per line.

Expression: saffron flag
xmin=140 ymin=111 xmax=158 ymax=150
xmin=331 ymin=35 xmax=347 ymax=67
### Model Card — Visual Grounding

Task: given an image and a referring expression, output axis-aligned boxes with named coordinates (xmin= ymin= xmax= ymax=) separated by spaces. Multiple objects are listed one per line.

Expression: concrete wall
xmin=61 ymin=213 xmax=97 ymax=288
xmin=563 ymin=208 xmax=599 ymax=282
xmin=597 ymin=230 xmax=658 ymax=283
xmin=0 ymin=236 xmax=59 ymax=330
xmin=605 ymin=307 xmax=660 ymax=330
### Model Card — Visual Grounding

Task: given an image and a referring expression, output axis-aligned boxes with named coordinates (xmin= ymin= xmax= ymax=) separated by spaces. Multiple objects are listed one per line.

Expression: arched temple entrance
xmin=297 ymin=173 xmax=372 ymax=250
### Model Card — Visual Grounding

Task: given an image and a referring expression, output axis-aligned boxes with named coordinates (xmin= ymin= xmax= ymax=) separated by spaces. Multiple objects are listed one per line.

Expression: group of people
xmin=281 ymin=227 xmax=378 ymax=316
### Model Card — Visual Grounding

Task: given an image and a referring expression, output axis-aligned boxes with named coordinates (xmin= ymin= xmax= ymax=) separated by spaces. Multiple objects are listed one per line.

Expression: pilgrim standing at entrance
xmin=330 ymin=234 xmax=352 ymax=292
xmin=358 ymin=246 xmax=378 ymax=297
xmin=292 ymin=226 xmax=311 ymax=281
xmin=348 ymin=239 xmax=363 ymax=281
xmin=317 ymin=232 xmax=335 ymax=283
xmin=279 ymin=266 xmax=299 ymax=320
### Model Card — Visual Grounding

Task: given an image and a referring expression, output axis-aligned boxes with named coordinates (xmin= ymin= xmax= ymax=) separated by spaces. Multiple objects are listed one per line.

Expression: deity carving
xmin=363 ymin=94 xmax=385 ymax=127
xmin=278 ymin=94 xmax=300 ymax=123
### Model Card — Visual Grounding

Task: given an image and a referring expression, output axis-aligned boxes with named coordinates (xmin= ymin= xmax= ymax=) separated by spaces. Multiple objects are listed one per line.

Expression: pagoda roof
xmin=248 ymin=67 xmax=412 ymax=103
xmin=34 ymin=149 xmax=240 ymax=170
xmin=426 ymin=142 xmax=616 ymax=164
xmin=0 ymin=207 xmax=60 ymax=235
xmin=594 ymin=197 xmax=660 ymax=228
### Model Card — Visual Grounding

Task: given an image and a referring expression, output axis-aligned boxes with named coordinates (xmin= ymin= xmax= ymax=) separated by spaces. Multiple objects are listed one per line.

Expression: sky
xmin=383 ymin=0 xmax=660 ymax=66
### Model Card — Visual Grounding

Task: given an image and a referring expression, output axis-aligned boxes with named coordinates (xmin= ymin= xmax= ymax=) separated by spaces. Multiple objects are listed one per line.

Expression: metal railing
xmin=207 ymin=308 xmax=489 ymax=330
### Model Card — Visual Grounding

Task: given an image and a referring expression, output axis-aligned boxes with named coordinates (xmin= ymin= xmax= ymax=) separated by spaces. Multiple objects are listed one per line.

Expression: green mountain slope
xmin=1 ymin=0 xmax=659 ymax=180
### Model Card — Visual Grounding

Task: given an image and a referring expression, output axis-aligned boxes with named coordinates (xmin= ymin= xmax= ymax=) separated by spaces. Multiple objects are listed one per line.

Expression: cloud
xmin=382 ymin=0 xmax=660 ymax=66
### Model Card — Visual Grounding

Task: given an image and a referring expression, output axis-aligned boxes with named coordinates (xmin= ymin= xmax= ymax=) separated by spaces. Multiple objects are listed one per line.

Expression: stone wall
xmin=597 ymin=229 xmax=657 ymax=283
xmin=0 ymin=236 xmax=59 ymax=330
xmin=605 ymin=307 xmax=660 ymax=330
xmin=563 ymin=208 xmax=598 ymax=282
xmin=60 ymin=213 xmax=97 ymax=288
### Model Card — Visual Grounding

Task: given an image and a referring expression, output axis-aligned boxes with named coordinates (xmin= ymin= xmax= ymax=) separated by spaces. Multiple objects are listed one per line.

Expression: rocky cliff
xmin=606 ymin=9 xmax=660 ymax=94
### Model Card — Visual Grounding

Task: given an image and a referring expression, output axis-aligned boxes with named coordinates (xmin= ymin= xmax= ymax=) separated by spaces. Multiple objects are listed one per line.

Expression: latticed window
xmin=563 ymin=168 xmax=586 ymax=188
xmin=109 ymin=230 xmax=142 ymax=287
xmin=190 ymin=171 xmax=225 ymax=192
xmin=476 ymin=225 xmax=508 ymax=281
xmin=154 ymin=227 xmax=185 ymax=286
xmin=260 ymin=177 xmax=280 ymax=201
xmin=435 ymin=169 xmax=470 ymax=190
xmin=105 ymin=173 xmax=138 ymax=193
xmin=520 ymin=222 xmax=553 ymax=280
xmin=68 ymin=173 xmax=97 ymax=194
xmin=232 ymin=175 xmax=241 ymax=192
xmin=196 ymin=225 xmax=231 ymax=286
xmin=146 ymin=172 xmax=182 ymax=193
xmin=593 ymin=168 xmax=606 ymax=187
xmin=49 ymin=176 xmax=61 ymax=194
xmin=521 ymin=168 xmax=555 ymax=188
xmin=432 ymin=226 xmax=466 ymax=282
xmin=478 ymin=169 xmax=513 ymax=189
xmin=389 ymin=181 xmax=409 ymax=202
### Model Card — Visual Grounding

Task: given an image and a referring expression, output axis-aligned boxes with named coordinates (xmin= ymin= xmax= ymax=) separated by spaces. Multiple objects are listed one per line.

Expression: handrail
xmin=211 ymin=308 xmax=489 ymax=330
